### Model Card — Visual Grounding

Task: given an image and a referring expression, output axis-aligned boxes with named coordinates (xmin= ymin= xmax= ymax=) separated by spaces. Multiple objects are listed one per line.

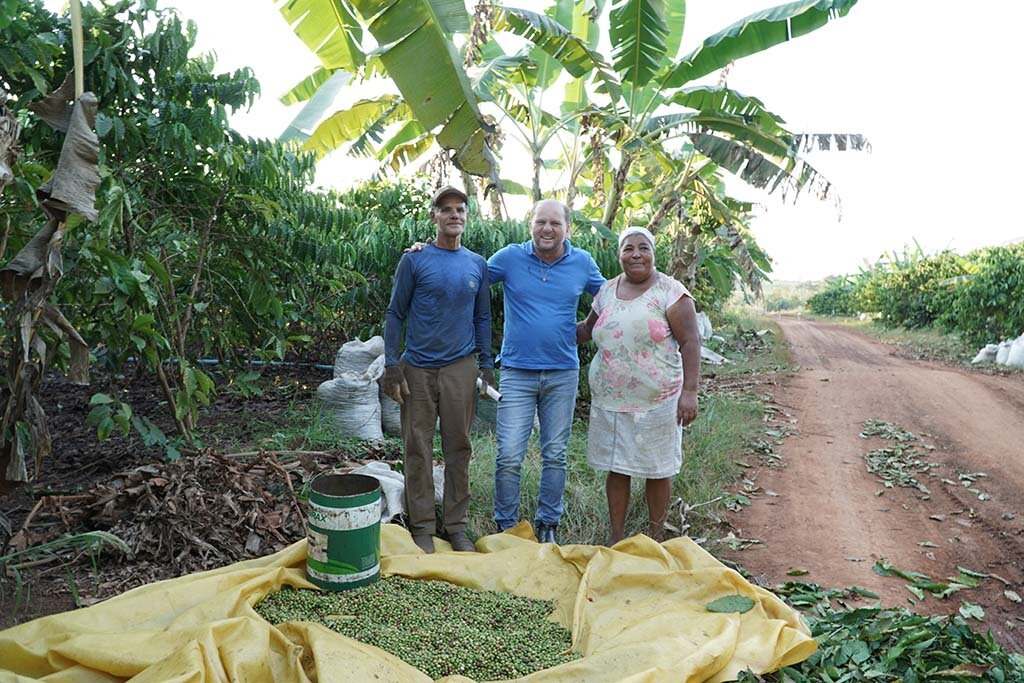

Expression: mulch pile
xmin=5 ymin=449 xmax=397 ymax=583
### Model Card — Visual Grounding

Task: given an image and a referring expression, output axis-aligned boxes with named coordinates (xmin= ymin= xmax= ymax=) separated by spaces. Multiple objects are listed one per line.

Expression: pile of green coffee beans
xmin=256 ymin=577 xmax=580 ymax=679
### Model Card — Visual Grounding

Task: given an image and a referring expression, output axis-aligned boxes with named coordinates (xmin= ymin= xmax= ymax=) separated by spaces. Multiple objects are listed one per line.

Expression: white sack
xmin=318 ymin=354 xmax=385 ymax=441
xmin=334 ymin=336 xmax=385 ymax=378
xmin=1006 ymin=334 xmax=1024 ymax=368
xmin=996 ymin=341 xmax=1012 ymax=365
xmin=971 ymin=344 xmax=999 ymax=364
xmin=432 ymin=463 xmax=444 ymax=506
xmin=695 ymin=312 xmax=713 ymax=341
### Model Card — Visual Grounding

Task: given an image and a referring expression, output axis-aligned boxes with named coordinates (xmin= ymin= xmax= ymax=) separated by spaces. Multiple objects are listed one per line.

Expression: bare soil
xmin=725 ymin=316 xmax=1024 ymax=650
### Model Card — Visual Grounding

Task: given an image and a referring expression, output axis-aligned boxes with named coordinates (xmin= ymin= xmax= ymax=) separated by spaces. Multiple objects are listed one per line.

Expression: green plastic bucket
xmin=306 ymin=473 xmax=381 ymax=591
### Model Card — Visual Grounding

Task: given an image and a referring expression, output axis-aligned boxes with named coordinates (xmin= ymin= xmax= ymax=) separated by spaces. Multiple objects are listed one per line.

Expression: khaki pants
xmin=400 ymin=355 xmax=477 ymax=536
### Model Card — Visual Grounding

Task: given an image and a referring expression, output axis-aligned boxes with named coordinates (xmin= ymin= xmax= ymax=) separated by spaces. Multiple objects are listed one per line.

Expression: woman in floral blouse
xmin=577 ymin=227 xmax=702 ymax=544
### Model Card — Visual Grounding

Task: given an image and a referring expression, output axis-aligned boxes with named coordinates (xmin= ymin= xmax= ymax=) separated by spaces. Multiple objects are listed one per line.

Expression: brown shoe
xmin=446 ymin=530 xmax=476 ymax=552
xmin=412 ymin=534 xmax=435 ymax=554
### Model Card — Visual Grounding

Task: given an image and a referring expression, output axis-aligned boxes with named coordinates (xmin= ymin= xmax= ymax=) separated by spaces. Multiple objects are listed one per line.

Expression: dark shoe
xmin=412 ymin=534 xmax=435 ymax=554
xmin=535 ymin=522 xmax=558 ymax=544
xmin=446 ymin=530 xmax=476 ymax=552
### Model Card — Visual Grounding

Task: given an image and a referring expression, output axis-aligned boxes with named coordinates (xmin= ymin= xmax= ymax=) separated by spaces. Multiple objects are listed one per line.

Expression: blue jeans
xmin=494 ymin=368 xmax=578 ymax=529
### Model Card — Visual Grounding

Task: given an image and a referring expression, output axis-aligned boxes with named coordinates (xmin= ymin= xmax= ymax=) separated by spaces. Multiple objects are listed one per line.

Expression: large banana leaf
xmin=609 ymin=0 xmax=669 ymax=88
xmin=375 ymin=120 xmax=432 ymax=173
xmin=276 ymin=0 xmax=365 ymax=71
xmin=473 ymin=51 xmax=537 ymax=102
xmin=663 ymin=0 xmax=686 ymax=62
xmin=691 ymin=132 xmax=832 ymax=202
xmin=346 ymin=0 xmax=497 ymax=177
xmin=494 ymin=6 xmax=622 ymax=102
xmin=303 ymin=94 xmax=403 ymax=159
xmin=279 ymin=67 xmax=338 ymax=106
xmin=348 ymin=98 xmax=410 ymax=157
xmin=668 ymin=86 xmax=788 ymax=136
xmin=280 ymin=0 xmax=497 ymax=178
xmin=663 ymin=0 xmax=857 ymax=88
xmin=562 ymin=0 xmax=602 ymax=117
xmin=531 ymin=0 xmax=574 ymax=88
xmin=280 ymin=71 xmax=354 ymax=142
xmin=641 ymin=111 xmax=796 ymax=160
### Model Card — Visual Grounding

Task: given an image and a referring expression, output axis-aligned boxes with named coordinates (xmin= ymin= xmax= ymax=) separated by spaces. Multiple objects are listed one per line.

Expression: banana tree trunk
xmin=460 ymin=170 xmax=479 ymax=208
xmin=601 ymin=153 xmax=633 ymax=229
xmin=532 ymin=154 xmax=542 ymax=203
xmin=646 ymin=196 xmax=680 ymax=234
xmin=666 ymin=218 xmax=702 ymax=292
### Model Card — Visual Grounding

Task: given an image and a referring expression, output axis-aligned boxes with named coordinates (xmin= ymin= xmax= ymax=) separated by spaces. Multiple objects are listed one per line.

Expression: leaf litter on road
xmin=860 ymin=419 xmax=941 ymax=496
xmin=859 ymin=418 xmax=919 ymax=441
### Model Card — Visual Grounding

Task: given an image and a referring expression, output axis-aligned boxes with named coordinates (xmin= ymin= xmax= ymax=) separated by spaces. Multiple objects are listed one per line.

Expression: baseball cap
xmin=430 ymin=185 xmax=469 ymax=207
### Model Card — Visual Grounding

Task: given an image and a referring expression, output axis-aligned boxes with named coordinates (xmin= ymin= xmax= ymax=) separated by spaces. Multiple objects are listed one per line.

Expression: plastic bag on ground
xmin=701 ymin=346 xmax=730 ymax=365
xmin=972 ymin=343 xmax=999 ymax=364
xmin=350 ymin=461 xmax=406 ymax=521
xmin=0 ymin=524 xmax=816 ymax=683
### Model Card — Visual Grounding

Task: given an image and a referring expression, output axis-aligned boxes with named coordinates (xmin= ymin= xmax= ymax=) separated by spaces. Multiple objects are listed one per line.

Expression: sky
xmin=46 ymin=1 xmax=1024 ymax=281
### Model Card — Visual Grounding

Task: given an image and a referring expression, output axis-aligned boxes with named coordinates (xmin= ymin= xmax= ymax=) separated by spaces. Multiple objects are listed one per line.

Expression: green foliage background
xmin=1 ymin=0 xmax=749 ymax=451
xmin=807 ymin=243 xmax=1024 ymax=345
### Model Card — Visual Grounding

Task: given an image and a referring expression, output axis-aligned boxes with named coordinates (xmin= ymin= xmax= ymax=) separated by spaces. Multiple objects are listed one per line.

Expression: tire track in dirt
xmin=725 ymin=316 xmax=1024 ymax=650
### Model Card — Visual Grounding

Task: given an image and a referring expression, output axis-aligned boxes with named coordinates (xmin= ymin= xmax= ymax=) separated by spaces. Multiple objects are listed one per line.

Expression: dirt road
xmin=726 ymin=316 xmax=1024 ymax=649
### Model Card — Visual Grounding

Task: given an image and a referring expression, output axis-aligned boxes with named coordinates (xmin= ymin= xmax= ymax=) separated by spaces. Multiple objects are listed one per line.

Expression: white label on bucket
xmin=307 ymin=529 xmax=328 ymax=562
xmin=307 ymin=562 xmax=380 ymax=585
xmin=308 ymin=499 xmax=380 ymax=531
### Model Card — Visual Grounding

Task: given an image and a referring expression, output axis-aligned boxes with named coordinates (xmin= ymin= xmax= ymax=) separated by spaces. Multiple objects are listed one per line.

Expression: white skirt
xmin=587 ymin=395 xmax=683 ymax=479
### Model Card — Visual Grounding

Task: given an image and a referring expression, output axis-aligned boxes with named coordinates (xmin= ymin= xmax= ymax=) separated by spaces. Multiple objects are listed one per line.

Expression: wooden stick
xmin=221 ymin=449 xmax=334 ymax=459
xmin=70 ymin=0 xmax=84 ymax=98
xmin=267 ymin=455 xmax=307 ymax=537
xmin=15 ymin=497 xmax=45 ymax=536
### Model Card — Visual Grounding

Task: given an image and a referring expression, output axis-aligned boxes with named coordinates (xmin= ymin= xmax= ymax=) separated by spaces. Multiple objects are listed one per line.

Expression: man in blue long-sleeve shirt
xmin=383 ymin=186 xmax=494 ymax=554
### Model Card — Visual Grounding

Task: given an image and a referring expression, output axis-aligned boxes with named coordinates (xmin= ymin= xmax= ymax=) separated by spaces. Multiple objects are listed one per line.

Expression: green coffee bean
xmin=255 ymin=577 xmax=579 ymax=679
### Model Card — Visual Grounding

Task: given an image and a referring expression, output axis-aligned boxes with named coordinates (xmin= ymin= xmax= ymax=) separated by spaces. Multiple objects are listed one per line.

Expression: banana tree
xmin=276 ymin=0 xmax=500 ymax=184
xmin=498 ymin=0 xmax=863 ymax=229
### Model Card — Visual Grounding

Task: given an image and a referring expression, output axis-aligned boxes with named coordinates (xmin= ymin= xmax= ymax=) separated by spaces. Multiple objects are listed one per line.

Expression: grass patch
xmin=245 ymin=399 xmax=349 ymax=452
xmin=466 ymin=390 xmax=765 ymax=545
xmin=215 ymin=399 xmax=404 ymax=459
xmin=233 ymin=319 xmax=782 ymax=546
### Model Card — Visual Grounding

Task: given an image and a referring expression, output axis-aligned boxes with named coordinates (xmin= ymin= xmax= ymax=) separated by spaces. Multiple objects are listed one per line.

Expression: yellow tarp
xmin=0 ymin=524 xmax=815 ymax=682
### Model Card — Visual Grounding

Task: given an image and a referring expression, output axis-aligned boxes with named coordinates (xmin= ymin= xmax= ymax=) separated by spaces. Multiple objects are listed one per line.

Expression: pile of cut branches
xmin=7 ymin=452 xmax=336 ymax=575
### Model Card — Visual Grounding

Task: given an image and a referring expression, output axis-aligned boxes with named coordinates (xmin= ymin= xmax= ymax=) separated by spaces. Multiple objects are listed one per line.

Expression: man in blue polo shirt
xmin=490 ymin=199 xmax=605 ymax=543
xmin=383 ymin=186 xmax=495 ymax=554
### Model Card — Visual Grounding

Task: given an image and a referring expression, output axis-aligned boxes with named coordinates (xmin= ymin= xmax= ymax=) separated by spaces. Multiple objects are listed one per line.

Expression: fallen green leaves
xmin=860 ymin=419 xmax=937 ymax=496
xmin=872 ymin=560 xmax=996 ymax=603
xmin=256 ymin=577 xmax=579 ymax=679
xmin=739 ymin=605 xmax=1024 ymax=683
xmin=706 ymin=595 xmax=755 ymax=613
xmin=864 ymin=445 xmax=934 ymax=494
xmin=860 ymin=418 xmax=919 ymax=442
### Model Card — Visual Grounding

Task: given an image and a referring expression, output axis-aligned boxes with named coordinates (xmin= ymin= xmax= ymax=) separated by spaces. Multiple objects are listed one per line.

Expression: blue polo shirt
xmin=488 ymin=239 xmax=605 ymax=370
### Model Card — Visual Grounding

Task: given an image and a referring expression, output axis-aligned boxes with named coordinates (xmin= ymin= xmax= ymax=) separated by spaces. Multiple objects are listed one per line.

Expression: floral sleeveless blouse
xmin=588 ymin=272 xmax=694 ymax=412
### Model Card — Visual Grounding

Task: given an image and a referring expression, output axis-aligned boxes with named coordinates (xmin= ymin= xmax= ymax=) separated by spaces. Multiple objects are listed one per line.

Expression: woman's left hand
xmin=677 ymin=390 xmax=698 ymax=427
